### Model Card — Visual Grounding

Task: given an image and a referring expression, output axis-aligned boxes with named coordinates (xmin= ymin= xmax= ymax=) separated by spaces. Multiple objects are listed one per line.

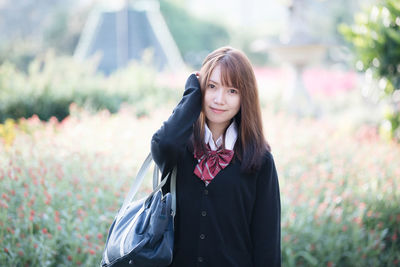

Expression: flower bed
xmin=0 ymin=104 xmax=399 ymax=266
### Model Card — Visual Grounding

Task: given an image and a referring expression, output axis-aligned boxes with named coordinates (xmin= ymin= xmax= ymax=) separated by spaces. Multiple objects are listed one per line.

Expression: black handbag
xmin=100 ymin=153 xmax=176 ymax=267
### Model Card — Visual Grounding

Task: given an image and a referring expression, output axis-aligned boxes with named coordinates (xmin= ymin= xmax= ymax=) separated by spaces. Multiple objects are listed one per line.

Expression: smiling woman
xmin=202 ymin=64 xmax=241 ymax=140
xmin=151 ymin=46 xmax=281 ymax=267
xmin=195 ymin=47 xmax=270 ymax=173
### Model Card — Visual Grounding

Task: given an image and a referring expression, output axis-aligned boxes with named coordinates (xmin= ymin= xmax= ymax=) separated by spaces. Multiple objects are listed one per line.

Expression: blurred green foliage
xmin=159 ymin=0 xmax=230 ymax=68
xmin=282 ymin=200 xmax=400 ymax=266
xmin=339 ymin=0 xmax=400 ymax=141
xmin=0 ymin=0 xmax=86 ymax=72
xmin=0 ymin=53 xmax=180 ymax=123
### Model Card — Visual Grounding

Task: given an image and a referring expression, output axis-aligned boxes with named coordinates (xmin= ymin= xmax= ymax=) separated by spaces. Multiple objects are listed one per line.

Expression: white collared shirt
xmin=204 ymin=121 xmax=238 ymax=151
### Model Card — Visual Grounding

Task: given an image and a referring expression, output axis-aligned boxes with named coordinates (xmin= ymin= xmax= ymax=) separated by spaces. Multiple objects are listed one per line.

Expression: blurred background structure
xmin=74 ymin=0 xmax=184 ymax=74
xmin=1 ymin=0 xmax=400 ymax=266
xmin=1 ymin=0 xmax=386 ymax=122
xmin=256 ymin=0 xmax=328 ymax=117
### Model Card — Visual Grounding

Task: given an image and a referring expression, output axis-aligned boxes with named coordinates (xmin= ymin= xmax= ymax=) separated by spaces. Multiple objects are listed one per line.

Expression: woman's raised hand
xmin=191 ymin=71 xmax=200 ymax=80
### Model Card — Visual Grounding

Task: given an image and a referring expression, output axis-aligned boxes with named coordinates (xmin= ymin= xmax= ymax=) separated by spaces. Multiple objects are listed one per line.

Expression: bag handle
xmin=117 ymin=153 xmax=176 ymax=223
xmin=152 ymin=159 xmax=176 ymax=216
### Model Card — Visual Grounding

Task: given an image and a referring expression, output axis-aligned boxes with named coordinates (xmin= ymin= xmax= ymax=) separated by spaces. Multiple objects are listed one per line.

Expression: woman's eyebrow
xmin=209 ymin=79 xmax=237 ymax=89
xmin=209 ymin=79 xmax=219 ymax=85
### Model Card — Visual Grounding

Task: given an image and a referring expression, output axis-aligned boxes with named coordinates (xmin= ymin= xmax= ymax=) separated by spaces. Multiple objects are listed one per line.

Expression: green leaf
xmin=386 ymin=0 xmax=400 ymax=14
xmin=386 ymin=28 xmax=400 ymax=44
xmin=295 ymin=251 xmax=319 ymax=266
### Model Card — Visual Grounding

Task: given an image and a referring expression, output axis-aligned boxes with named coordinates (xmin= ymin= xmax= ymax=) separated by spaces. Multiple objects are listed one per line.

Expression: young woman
xmin=151 ymin=46 xmax=281 ymax=267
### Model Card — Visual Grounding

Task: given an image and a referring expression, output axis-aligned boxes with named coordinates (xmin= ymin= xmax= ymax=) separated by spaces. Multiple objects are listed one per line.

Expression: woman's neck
xmin=207 ymin=120 xmax=230 ymax=142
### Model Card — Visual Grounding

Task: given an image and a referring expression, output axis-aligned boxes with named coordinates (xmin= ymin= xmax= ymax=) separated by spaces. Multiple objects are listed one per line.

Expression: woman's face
xmin=203 ymin=64 xmax=241 ymax=130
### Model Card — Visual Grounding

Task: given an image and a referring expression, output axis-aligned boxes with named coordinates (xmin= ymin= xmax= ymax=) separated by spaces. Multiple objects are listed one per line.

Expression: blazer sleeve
xmin=251 ymin=152 xmax=281 ymax=267
xmin=151 ymin=74 xmax=202 ymax=178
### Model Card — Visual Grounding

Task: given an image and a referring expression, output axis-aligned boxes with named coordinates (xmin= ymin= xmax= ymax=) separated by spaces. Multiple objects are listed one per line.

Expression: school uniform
xmin=151 ymin=74 xmax=281 ymax=267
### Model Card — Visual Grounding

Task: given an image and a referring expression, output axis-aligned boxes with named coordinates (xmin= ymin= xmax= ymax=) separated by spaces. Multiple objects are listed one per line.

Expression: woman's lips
xmin=210 ymin=107 xmax=225 ymax=114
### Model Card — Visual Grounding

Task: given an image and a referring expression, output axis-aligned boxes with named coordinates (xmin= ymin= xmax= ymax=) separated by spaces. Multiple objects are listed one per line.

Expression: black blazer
xmin=151 ymin=74 xmax=281 ymax=267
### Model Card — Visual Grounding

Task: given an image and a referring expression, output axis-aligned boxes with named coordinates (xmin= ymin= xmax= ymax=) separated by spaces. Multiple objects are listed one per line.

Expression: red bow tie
xmin=193 ymin=145 xmax=234 ymax=184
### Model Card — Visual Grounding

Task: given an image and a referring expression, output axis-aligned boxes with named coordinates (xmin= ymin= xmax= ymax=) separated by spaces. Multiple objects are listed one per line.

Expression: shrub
xmin=0 ymin=53 xmax=180 ymax=123
xmin=339 ymin=0 xmax=400 ymax=141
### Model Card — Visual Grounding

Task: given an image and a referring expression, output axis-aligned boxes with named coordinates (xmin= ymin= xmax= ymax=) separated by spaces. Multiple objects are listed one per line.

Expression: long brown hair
xmin=192 ymin=46 xmax=271 ymax=173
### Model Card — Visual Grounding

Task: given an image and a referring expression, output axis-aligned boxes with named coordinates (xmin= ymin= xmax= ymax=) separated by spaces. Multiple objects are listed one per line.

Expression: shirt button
xmin=198 ymin=257 xmax=204 ymax=262
xmin=200 ymin=234 xmax=205 ymax=239
xmin=204 ymin=189 xmax=208 ymax=195
xmin=201 ymin=211 xmax=207 ymax=216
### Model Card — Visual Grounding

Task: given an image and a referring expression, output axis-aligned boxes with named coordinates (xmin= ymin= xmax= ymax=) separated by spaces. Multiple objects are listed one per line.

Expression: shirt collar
xmin=204 ymin=121 xmax=238 ymax=151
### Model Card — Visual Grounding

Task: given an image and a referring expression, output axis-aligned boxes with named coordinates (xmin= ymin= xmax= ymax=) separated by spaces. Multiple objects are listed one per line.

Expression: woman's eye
xmin=208 ymin=84 xmax=215 ymax=89
xmin=229 ymin=89 xmax=238 ymax=94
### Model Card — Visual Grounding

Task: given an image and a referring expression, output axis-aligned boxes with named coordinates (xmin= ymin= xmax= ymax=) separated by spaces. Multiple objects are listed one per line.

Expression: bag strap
xmin=170 ymin=166 xmax=177 ymax=217
xmin=152 ymin=160 xmax=176 ymax=215
xmin=117 ymin=152 xmax=176 ymax=223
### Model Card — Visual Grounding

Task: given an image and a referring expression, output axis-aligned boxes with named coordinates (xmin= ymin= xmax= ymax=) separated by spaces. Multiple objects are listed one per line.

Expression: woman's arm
xmin=251 ymin=152 xmax=281 ymax=266
xmin=151 ymin=74 xmax=202 ymax=177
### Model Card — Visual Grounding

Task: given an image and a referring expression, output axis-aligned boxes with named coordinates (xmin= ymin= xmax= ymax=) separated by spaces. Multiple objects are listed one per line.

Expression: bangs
xmin=216 ymin=57 xmax=243 ymax=91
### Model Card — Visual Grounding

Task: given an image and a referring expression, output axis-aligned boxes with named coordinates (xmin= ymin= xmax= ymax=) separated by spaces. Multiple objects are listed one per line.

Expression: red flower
xmin=392 ymin=233 xmax=398 ymax=242
xmin=54 ymin=211 xmax=60 ymax=223
xmin=42 ymin=228 xmax=48 ymax=234
xmin=28 ymin=196 xmax=35 ymax=207
xmin=67 ymin=255 xmax=73 ymax=261
xmin=18 ymin=251 xmax=24 ymax=256
xmin=89 ymin=249 xmax=96 ymax=255
xmin=15 ymin=167 xmax=21 ymax=174
xmin=283 ymin=235 xmax=290 ymax=242
xmin=2 ymin=193 xmax=9 ymax=201
xmin=4 ymin=248 xmax=9 ymax=253
xmin=353 ymin=217 xmax=362 ymax=226
xmin=0 ymin=201 xmax=8 ymax=209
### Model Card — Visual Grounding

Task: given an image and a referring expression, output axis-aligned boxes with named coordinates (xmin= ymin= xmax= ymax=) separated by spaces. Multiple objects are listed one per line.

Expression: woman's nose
xmin=214 ymin=88 xmax=224 ymax=104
